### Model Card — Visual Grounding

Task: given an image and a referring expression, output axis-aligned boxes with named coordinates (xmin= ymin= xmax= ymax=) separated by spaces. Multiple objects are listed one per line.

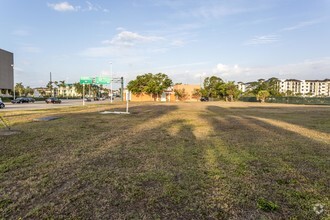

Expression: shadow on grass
xmin=1 ymin=103 xmax=329 ymax=219
xmin=0 ymin=104 xmax=232 ymax=219
xmin=201 ymin=105 xmax=330 ymax=219
xmin=218 ymin=104 xmax=330 ymax=134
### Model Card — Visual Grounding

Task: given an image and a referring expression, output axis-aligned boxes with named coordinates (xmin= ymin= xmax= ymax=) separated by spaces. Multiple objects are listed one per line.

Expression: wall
xmin=173 ymin=84 xmax=201 ymax=101
xmin=0 ymin=49 xmax=14 ymax=90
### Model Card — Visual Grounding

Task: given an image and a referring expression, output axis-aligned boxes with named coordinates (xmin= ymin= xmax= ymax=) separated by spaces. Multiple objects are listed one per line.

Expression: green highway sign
xmin=95 ymin=77 xmax=111 ymax=85
xmin=80 ymin=77 xmax=93 ymax=84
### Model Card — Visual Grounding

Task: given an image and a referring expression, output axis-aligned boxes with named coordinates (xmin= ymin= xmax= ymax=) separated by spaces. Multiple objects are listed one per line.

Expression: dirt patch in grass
xmin=0 ymin=129 xmax=21 ymax=136
xmin=0 ymin=102 xmax=329 ymax=219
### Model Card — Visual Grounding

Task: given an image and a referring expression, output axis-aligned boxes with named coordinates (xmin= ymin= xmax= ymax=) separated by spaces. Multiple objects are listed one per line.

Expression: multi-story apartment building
xmin=278 ymin=79 xmax=330 ymax=96
xmin=34 ymin=84 xmax=81 ymax=98
xmin=57 ymin=84 xmax=81 ymax=98
xmin=238 ymin=78 xmax=330 ymax=97
xmin=237 ymin=82 xmax=247 ymax=93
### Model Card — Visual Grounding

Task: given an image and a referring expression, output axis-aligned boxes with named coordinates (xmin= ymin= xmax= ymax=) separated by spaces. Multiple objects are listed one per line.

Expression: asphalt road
xmin=0 ymin=99 xmax=116 ymax=111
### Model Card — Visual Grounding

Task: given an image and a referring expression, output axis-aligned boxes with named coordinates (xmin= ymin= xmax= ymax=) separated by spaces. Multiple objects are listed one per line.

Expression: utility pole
xmin=11 ymin=64 xmax=15 ymax=100
xmin=121 ymin=77 xmax=124 ymax=101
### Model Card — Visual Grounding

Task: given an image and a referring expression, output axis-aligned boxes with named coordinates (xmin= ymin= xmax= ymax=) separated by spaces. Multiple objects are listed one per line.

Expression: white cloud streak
xmin=179 ymin=5 xmax=253 ymax=19
xmin=48 ymin=1 xmax=108 ymax=12
xmin=246 ymin=18 xmax=324 ymax=46
xmin=48 ymin=2 xmax=76 ymax=12
xmin=102 ymin=31 xmax=164 ymax=47
xmin=280 ymin=19 xmax=324 ymax=32
xmin=245 ymin=35 xmax=279 ymax=45
xmin=213 ymin=58 xmax=330 ymax=81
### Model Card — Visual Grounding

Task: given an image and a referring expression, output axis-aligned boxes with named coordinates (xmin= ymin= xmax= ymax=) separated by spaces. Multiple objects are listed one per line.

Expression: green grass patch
xmin=257 ymin=198 xmax=279 ymax=212
xmin=0 ymin=102 xmax=329 ymax=219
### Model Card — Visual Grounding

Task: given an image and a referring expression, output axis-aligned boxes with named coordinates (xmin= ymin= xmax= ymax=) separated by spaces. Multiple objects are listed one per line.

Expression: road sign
xmin=80 ymin=77 xmax=93 ymax=84
xmin=95 ymin=77 xmax=111 ymax=85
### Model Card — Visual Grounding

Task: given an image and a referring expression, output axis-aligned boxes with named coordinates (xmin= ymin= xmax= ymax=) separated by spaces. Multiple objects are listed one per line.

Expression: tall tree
xmin=127 ymin=73 xmax=173 ymax=100
xmin=257 ymin=90 xmax=270 ymax=102
xmin=24 ymin=86 xmax=34 ymax=96
xmin=174 ymin=88 xmax=188 ymax=101
xmin=224 ymin=81 xmax=240 ymax=101
xmin=15 ymin=83 xmax=25 ymax=97
xmin=58 ymin=80 xmax=66 ymax=97
xmin=46 ymin=81 xmax=53 ymax=97
xmin=203 ymin=76 xmax=225 ymax=98
xmin=192 ymin=88 xmax=201 ymax=101
xmin=74 ymin=82 xmax=84 ymax=97
xmin=266 ymin=77 xmax=280 ymax=96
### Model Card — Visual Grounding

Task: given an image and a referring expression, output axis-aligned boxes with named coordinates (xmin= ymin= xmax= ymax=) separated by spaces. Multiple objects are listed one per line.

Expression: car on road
xmin=200 ymin=97 xmax=209 ymax=102
xmin=45 ymin=97 xmax=61 ymax=104
xmin=11 ymin=97 xmax=32 ymax=104
xmin=94 ymin=97 xmax=106 ymax=101
xmin=27 ymin=97 xmax=35 ymax=103
xmin=0 ymin=99 xmax=5 ymax=109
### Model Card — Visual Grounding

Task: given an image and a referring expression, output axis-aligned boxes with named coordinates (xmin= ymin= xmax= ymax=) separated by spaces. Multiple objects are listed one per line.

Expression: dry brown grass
xmin=0 ymin=101 xmax=329 ymax=219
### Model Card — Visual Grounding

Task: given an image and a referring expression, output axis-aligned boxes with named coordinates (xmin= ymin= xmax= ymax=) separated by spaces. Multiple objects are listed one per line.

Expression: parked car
xmin=0 ymin=99 xmax=5 ymax=109
xmin=11 ymin=97 xmax=30 ymax=104
xmin=27 ymin=97 xmax=35 ymax=103
xmin=94 ymin=97 xmax=105 ymax=101
xmin=200 ymin=97 xmax=209 ymax=102
xmin=45 ymin=97 xmax=61 ymax=104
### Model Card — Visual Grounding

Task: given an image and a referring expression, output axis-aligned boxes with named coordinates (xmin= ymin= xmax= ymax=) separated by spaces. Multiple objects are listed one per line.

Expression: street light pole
xmin=110 ymin=62 xmax=113 ymax=103
xmin=11 ymin=64 xmax=15 ymax=100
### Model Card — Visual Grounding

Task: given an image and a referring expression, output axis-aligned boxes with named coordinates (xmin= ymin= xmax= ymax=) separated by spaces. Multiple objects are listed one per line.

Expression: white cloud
xmin=48 ymin=1 xmax=108 ymax=12
xmin=103 ymin=31 xmax=164 ymax=47
xmin=213 ymin=58 xmax=330 ymax=82
xmin=280 ymin=19 xmax=324 ymax=32
xmin=245 ymin=35 xmax=279 ymax=45
xmin=84 ymin=1 xmax=108 ymax=12
xmin=48 ymin=2 xmax=77 ymax=12
xmin=245 ymin=18 xmax=324 ymax=46
xmin=177 ymin=4 xmax=262 ymax=19
xmin=213 ymin=63 xmax=250 ymax=78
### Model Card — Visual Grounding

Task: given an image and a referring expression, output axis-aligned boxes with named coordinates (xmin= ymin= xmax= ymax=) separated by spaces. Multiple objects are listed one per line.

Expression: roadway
xmin=0 ymin=99 xmax=117 ymax=111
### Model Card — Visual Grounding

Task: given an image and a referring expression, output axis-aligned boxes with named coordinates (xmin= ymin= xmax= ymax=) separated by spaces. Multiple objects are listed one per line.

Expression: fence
xmin=239 ymin=96 xmax=330 ymax=105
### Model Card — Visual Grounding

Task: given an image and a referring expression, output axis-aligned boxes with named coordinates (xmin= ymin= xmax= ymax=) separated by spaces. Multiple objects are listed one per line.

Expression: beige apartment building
xmin=278 ymin=79 xmax=330 ymax=96
xmin=237 ymin=79 xmax=330 ymax=97
xmin=34 ymin=84 xmax=81 ymax=98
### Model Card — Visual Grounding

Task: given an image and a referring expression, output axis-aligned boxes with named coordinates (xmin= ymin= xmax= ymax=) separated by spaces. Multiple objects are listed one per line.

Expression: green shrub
xmin=257 ymin=198 xmax=279 ymax=212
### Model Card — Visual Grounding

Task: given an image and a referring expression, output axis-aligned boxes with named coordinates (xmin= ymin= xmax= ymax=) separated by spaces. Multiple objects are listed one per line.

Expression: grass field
xmin=0 ymin=102 xmax=329 ymax=219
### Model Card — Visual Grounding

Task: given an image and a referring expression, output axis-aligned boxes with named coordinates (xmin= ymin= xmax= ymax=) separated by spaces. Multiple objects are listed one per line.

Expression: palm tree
xmin=15 ymin=83 xmax=25 ymax=97
xmin=59 ymin=80 xmax=66 ymax=98
xmin=54 ymin=81 xmax=59 ymax=97
xmin=46 ymin=81 xmax=53 ymax=97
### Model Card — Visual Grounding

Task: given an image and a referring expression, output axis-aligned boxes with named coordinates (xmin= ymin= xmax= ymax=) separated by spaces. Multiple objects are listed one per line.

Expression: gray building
xmin=0 ymin=48 xmax=14 ymax=92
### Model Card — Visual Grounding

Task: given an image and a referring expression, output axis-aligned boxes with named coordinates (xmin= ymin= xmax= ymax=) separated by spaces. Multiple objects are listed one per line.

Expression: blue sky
xmin=1 ymin=0 xmax=329 ymax=88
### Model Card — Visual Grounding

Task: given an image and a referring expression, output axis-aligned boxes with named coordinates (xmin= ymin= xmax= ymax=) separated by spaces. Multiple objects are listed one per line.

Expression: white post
xmin=83 ymin=84 xmax=85 ymax=106
xmin=110 ymin=62 xmax=113 ymax=103
xmin=126 ymin=91 xmax=129 ymax=113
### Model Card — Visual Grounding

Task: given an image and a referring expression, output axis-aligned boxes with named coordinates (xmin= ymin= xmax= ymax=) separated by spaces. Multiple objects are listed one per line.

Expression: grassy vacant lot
xmin=1 ymin=102 xmax=329 ymax=219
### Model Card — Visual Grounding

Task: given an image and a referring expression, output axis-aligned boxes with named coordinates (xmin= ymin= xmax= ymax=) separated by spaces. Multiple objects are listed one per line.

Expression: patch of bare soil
xmin=0 ymin=129 xmax=21 ymax=136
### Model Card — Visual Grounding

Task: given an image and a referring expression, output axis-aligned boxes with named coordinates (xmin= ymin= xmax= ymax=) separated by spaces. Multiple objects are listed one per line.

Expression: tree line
xmin=127 ymin=73 xmax=242 ymax=101
xmin=11 ymin=74 xmax=289 ymax=102
xmin=12 ymin=80 xmax=109 ymax=98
